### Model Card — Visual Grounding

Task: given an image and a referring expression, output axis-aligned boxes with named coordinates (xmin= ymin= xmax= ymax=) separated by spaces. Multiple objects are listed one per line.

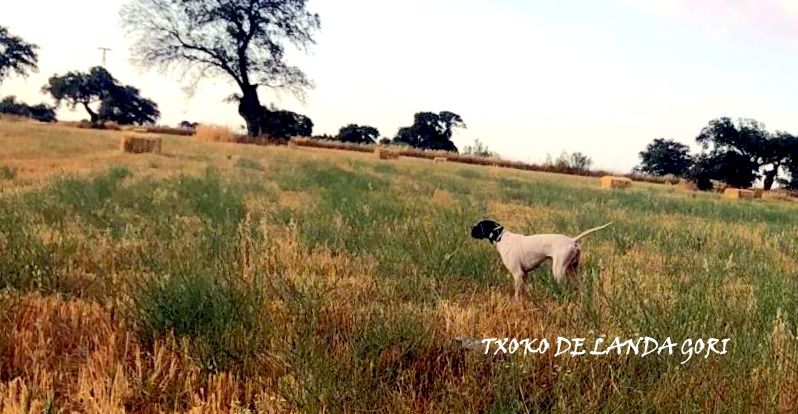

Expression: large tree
xmin=637 ymin=138 xmax=692 ymax=177
xmin=43 ymin=67 xmax=115 ymax=124
xmin=695 ymin=117 xmax=786 ymax=189
xmin=688 ymin=151 xmax=760 ymax=190
xmin=758 ymin=132 xmax=795 ymax=191
xmin=121 ymin=0 xmax=320 ymax=137
xmin=394 ymin=111 xmax=465 ymax=152
xmin=337 ymin=124 xmax=379 ymax=144
xmin=778 ymin=133 xmax=798 ymax=190
xmin=0 ymin=26 xmax=38 ymax=84
xmin=43 ymin=66 xmax=159 ymax=125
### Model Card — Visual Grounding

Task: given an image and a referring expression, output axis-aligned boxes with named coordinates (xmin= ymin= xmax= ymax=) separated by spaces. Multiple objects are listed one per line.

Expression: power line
xmin=98 ymin=47 xmax=112 ymax=67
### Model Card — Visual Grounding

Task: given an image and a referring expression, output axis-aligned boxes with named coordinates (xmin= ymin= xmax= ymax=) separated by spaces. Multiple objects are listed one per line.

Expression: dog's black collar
xmin=488 ymin=226 xmax=504 ymax=244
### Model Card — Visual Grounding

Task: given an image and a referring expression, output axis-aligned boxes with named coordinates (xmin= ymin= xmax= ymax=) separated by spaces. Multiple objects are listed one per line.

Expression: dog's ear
xmin=471 ymin=222 xmax=486 ymax=239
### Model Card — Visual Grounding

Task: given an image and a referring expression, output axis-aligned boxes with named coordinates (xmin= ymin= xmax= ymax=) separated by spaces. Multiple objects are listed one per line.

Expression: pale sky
xmin=2 ymin=0 xmax=798 ymax=172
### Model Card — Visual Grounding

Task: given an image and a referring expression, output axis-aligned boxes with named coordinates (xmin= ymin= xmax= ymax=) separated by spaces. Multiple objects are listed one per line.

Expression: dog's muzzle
xmin=487 ymin=226 xmax=504 ymax=244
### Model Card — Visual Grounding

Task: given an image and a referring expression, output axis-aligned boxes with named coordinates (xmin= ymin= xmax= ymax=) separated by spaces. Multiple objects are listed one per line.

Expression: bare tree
xmin=120 ymin=0 xmax=320 ymax=137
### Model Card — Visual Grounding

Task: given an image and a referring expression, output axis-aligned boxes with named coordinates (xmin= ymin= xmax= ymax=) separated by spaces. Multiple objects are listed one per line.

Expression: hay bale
xmin=723 ymin=188 xmax=755 ymax=200
xmin=753 ymin=188 xmax=764 ymax=199
xmin=375 ymin=148 xmax=398 ymax=160
xmin=600 ymin=176 xmax=632 ymax=190
xmin=762 ymin=191 xmax=794 ymax=202
xmin=434 ymin=157 xmax=447 ymax=163
xmin=121 ymin=134 xmax=162 ymax=154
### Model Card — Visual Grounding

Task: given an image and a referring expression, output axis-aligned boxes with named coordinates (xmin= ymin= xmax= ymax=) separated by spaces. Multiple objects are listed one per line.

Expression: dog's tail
xmin=573 ymin=222 xmax=613 ymax=242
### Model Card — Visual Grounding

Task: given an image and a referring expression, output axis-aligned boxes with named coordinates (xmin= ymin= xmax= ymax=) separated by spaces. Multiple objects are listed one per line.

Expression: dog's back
xmin=498 ymin=232 xmax=575 ymax=273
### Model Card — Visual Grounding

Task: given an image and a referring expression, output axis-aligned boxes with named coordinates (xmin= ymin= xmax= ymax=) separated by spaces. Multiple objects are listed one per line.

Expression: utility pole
xmin=98 ymin=47 xmax=112 ymax=67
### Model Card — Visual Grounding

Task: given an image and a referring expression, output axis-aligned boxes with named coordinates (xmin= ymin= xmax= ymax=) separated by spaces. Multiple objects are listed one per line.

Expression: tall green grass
xmin=0 ymin=157 xmax=796 ymax=411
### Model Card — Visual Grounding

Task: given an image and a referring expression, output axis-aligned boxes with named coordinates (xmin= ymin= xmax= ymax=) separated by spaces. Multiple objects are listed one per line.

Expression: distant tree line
xmin=462 ymin=139 xmax=494 ymax=157
xmin=0 ymin=26 xmax=56 ymax=121
xmin=0 ymin=96 xmax=55 ymax=122
xmin=546 ymin=151 xmax=593 ymax=172
xmin=4 ymin=6 xmax=471 ymax=151
xmin=637 ymin=118 xmax=798 ymax=190
xmin=1 ymin=25 xmax=160 ymax=126
xmin=318 ymin=111 xmax=468 ymax=152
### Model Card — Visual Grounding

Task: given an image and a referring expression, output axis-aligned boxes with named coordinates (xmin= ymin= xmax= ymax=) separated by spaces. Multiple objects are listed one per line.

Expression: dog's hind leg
xmin=566 ymin=246 xmax=581 ymax=283
xmin=553 ymin=245 xmax=580 ymax=284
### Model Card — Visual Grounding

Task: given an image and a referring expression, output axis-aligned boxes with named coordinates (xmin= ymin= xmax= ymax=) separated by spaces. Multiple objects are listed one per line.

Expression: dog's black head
xmin=471 ymin=219 xmax=504 ymax=243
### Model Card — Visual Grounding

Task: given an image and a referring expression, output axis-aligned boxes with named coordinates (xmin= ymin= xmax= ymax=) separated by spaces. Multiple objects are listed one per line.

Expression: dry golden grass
xmin=291 ymin=137 xmax=682 ymax=185
xmin=194 ymin=124 xmax=238 ymax=143
xmin=2 ymin=118 xmax=798 ymax=411
xmin=0 ymin=294 xmax=292 ymax=413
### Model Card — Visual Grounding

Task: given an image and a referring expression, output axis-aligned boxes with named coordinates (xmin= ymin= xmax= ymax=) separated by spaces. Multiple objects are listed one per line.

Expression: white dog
xmin=471 ymin=219 xmax=612 ymax=299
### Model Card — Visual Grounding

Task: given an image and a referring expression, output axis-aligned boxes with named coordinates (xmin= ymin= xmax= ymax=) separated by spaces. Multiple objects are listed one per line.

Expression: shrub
xmin=0 ymin=165 xmax=17 ymax=180
xmin=462 ymin=138 xmax=494 ymax=157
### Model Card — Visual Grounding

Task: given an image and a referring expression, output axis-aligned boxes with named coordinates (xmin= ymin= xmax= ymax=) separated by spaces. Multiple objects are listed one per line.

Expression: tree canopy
xmin=0 ymin=26 xmax=38 ymax=83
xmin=394 ymin=111 xmax=465 ymax=152
xmin=337 ymin=124 xmax=379 ymax=144
xmin=695 ymin=117 xmax=789 ymax=190
xmin=688 ymin=151 xmax=760 ymax=190
xmin=638 ymin=118 xmax=798 ymax=190
xmin=758 ymin=132 xmax=795 ymax=190
xmin=260 ymin=106 xmax=313 ymax=139
xmin=777 ymin=133 xmax=798 ymax=190
xmin=637 ymin=138 xmax=692 ymax=177
xmin=99 ymin=85 xmax=160 ymax=125
xmin=121 ymin=0 xmax=320 ymax=137
xmin=43 ymin=66 xmax=159 ymax=125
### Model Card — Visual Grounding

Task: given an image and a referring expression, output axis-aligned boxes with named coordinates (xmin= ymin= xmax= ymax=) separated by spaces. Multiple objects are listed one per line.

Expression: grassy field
xmin=1 ymin=119 xmax=797 ymax=413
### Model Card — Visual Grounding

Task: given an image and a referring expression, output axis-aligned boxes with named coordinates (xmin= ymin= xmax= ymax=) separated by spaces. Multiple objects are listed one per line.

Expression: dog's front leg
xmin=512 ymin=269 xmax=527 ymax=301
